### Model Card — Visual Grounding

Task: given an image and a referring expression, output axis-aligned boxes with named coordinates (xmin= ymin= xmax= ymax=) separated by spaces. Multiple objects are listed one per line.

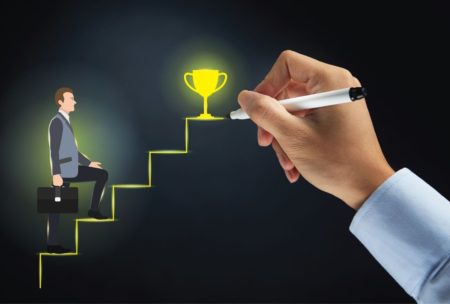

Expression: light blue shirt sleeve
xmin=349 ymin=168 xmax=450 ymax=304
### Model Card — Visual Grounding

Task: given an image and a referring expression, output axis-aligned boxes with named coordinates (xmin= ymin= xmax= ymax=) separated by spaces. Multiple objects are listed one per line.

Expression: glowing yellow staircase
xmin=38 ymin=116 xmax=224 ymax=289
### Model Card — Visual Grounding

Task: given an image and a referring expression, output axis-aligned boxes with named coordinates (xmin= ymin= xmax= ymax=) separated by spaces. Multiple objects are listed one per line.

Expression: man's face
xmin=59 ymin=92 xmax=77 ymax=113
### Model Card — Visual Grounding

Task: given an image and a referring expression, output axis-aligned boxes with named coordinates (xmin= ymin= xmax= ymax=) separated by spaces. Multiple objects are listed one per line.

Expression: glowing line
xmin=38 ymin=116 xmax=224 ymax=288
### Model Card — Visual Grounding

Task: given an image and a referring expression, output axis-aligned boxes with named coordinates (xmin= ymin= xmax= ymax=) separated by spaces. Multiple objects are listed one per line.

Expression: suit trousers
xmin=47 ymin=166 xmax=108 ymax=245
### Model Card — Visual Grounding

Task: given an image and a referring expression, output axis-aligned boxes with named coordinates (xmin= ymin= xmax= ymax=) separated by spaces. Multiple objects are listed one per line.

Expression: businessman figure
xmin=47 ymin=87 xmax=108 ymax=253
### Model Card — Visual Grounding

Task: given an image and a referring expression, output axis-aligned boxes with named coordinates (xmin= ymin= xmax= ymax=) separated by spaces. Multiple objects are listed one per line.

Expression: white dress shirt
xmin=350 ymin=168 xmax=450 ymax=303
xmin=58 ymin=109 xmax=70 ymax=123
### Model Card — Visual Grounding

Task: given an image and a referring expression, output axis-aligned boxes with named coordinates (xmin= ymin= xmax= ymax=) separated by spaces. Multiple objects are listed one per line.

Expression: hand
xmin=89 ymin=161 xmax=103 ymax=169
xmin=53 ymin=174 xmax=63 ymax=186
xmin=238 ymin=50 xmax=395 ymax=209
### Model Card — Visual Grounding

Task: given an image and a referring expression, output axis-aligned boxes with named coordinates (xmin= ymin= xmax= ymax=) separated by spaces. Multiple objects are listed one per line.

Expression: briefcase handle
xmin=52 ymin=185 xmax=67 ymax=203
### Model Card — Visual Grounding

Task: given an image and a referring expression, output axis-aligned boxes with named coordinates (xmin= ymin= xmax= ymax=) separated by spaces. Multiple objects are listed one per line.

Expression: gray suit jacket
xmin=48 ymin=112 xmax=90 ymax=178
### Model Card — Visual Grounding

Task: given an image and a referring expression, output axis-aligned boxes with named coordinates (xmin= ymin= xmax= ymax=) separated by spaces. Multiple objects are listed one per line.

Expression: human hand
xmin=89 ymin=161 xmax=103 ymax=169
xmin=53 ymin=174 xmax=63 ymax=187
xmin=238 ymin=50 xmax=394 ymax=209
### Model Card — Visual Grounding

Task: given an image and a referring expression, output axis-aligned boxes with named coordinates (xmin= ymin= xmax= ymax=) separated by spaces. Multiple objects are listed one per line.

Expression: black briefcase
xmin=37 ymin=186 xmax=78 ymax=213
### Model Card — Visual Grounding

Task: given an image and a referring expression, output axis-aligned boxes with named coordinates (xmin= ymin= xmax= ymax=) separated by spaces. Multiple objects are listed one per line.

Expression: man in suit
xmin=47 ymin=87 xmax=108 ymax=253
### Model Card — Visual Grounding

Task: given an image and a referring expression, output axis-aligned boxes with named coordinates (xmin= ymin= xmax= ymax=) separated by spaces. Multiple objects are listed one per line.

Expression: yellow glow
xmin=184 ymin=69 xmax=227 ymax=119
xmin=76 ymin=218 xmax=115 ymax=223
xmin=38 ymin=116 xmax=223 ymax=288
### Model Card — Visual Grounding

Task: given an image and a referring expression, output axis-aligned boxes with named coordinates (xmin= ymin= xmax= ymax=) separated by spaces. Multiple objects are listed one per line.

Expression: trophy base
xmin=190 ymin=114 xmax=225 ymax=121
xmin=197 ymin=113 xmax=215 ymax=119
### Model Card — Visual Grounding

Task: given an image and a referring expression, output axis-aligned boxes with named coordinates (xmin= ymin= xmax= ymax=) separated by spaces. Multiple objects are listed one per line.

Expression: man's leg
xmin=64 ymin=166 xmax=108 ymax=214
xmin=47 ymin=213 xmax=59 ymax=245
xmin=46 ymin=184 xmax=72 ymax=253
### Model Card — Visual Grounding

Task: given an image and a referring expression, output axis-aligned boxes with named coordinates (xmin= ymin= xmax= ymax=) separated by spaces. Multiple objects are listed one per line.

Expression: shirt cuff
xmin=349 ymin=168 xmax=450 ymax=298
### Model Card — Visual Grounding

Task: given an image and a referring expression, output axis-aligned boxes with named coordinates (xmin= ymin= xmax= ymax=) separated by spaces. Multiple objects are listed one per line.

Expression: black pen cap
xmin=349 ymin=87 xmax=368 ymax=101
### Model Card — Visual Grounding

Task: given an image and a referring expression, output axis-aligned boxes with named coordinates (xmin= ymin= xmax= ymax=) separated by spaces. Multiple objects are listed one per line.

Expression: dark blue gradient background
xmin=0 ymin=1 xmax=448 ymax=302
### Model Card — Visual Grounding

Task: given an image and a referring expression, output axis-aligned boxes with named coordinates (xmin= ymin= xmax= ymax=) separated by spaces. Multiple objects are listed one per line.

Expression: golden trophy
xmin=184 ymin=69 xmax=227 ymax=119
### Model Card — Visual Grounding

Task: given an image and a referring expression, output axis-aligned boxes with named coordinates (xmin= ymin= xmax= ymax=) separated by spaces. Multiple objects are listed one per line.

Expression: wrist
xmin=343 ymin=163 xmax=395 ymax=210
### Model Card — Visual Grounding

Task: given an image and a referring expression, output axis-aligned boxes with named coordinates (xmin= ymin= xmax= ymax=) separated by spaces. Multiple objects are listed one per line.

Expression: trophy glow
xmin=184 ymin=69 xmax=227 ymax=119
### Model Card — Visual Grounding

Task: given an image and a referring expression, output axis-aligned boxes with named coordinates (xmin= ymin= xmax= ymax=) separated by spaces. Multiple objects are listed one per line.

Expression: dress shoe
xmin=88 ymin=209 xmax=108 ymax=220
xmin=47 ymin=245 xmax=72 ymax=254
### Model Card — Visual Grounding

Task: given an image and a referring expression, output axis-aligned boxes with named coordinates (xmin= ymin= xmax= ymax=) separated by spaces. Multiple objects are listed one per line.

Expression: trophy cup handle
xmin=213 ymin=72 xmax=228 ymax=94
xmin=184 ymin=72 xmax=198 ymax=93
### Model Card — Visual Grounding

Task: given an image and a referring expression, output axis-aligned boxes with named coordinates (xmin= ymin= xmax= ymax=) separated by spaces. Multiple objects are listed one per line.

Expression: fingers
xmin=290 ymin=109 xmax=315 ymax=118
xmin=257 ymin=126 xmax=273 ymax=146
xmin=255 ymin=50 xmax=327 ymax=97
xmin=271 ymin=139 xmax=294 ymax=171
xmin=237 ymin=89 xmax=304 ymax=184
xmin=271 ymin=138 xmax=300 ymax=183
xmin=89 ymin=161 xmax=103 ymax=169
xmin=238 ymin=90 xmax=299 ymax=137
xmin=285 ymin=166 xmax=300 ymax=183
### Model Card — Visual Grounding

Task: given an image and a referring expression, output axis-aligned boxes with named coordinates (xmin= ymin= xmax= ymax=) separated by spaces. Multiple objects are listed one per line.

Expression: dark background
xmin=0 ymin=1 xmax=449 ymax=302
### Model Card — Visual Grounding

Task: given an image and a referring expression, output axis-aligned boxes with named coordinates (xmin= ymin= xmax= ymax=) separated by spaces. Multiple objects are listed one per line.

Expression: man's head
xmin=55 ymin=87 xmax=76 ymax=113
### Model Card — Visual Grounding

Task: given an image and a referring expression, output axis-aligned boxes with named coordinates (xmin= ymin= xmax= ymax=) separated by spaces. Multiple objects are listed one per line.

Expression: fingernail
xmin=285 ymin=170 xmax=293 ymax=183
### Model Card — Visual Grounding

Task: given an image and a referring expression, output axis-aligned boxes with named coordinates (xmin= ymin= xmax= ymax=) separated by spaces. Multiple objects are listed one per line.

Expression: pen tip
xmin=225 ymin=113 xmax=230 ymax=119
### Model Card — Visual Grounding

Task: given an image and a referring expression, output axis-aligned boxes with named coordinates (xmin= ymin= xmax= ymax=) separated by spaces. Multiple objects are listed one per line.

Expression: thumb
xmin=238 ymin=90 xmax=297 ymax=137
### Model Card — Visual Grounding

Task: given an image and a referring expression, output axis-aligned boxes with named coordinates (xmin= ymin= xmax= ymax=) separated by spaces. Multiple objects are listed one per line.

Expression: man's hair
xmin=54 ymin=87 xmax=73 ymax=107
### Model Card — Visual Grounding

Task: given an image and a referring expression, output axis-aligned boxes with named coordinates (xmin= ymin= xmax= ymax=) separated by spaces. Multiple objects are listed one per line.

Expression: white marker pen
xmin=227 ymin=87 xmax=367 ymax=120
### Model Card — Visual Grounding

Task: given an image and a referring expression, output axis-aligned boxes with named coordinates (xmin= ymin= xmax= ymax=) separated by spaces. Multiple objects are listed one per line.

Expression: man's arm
xmin=78 ymin=152 xmax=91 ymax=166
xmin=350 ymin=168 xmax=450 ymax=303
xmin=49 ymin=118 xmax=63 ymax=175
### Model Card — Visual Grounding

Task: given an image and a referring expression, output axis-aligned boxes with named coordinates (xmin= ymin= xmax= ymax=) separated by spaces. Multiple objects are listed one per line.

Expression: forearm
xmin=50 ymin=152 xmax=60 ymax=175
xmin=350 ymin=168 xmax=450 ymax=303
